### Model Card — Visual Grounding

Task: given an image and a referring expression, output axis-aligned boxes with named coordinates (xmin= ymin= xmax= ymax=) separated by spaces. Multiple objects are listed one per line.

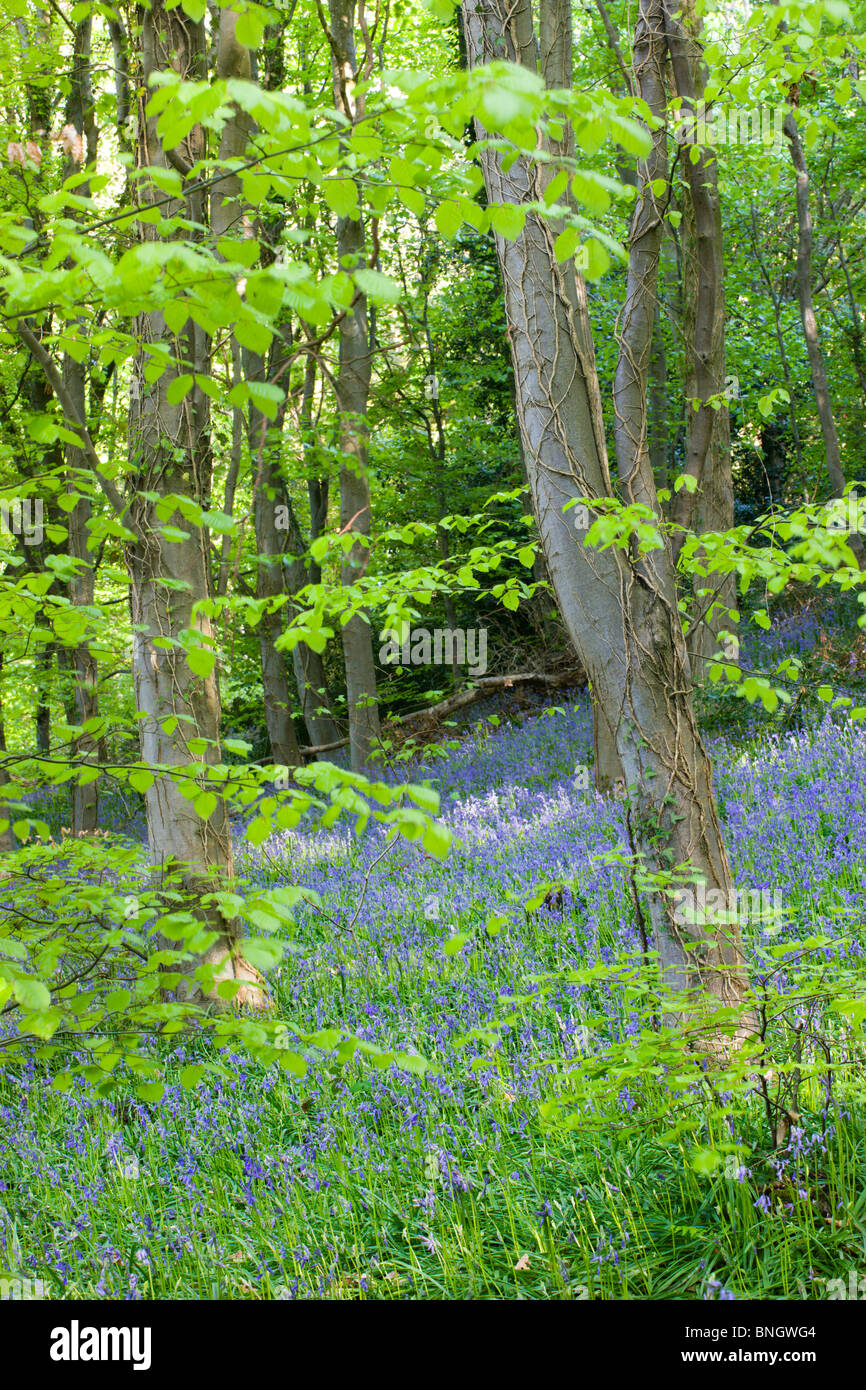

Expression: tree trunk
xmin=0 ymin=651 xmax=14 ymax=852
xmin=326 ymin=0 xmax=380 ymax=772
xmin=540 ymin=0 xmax=624 ymax=785
xmin=128 ymin=0 xmax=264 ymax=1009
xmin=784 ymin=111 xmax=864 ymax=566
xmin=462 ymin=0 xmax=750 ymax=1043
xmin=666 ymin=0 xmax=736 ymax=671
xmin=248 ymin=365 xmax=303 ymax=769
xmin=750 ymin=201 xmax=804 ymax=475
xmin=35 ymin=642 xmax=52 ymax=756
xmin=591 ymin=689 xmax=623 ymax=794
xmin=59 ymin=18 xmax=101 ymax=835
xmin=648 ymin=299 xmax=668 ymax=496
xmin=292 ymin=355 xmax=340 ymax=749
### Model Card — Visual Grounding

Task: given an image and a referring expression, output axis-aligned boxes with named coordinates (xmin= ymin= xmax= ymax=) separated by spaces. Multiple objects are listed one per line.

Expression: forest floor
xmin=3 ymin=663 xmax=866 ymax=1300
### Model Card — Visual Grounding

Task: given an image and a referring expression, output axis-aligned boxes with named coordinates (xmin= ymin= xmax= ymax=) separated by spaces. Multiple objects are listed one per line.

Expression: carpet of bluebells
xmin=3 ymin=667 xmax=866 ymax=1300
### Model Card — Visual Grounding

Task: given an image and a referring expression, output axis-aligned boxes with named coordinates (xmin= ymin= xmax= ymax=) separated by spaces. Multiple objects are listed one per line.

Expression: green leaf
xmin=14 ymin=978 xmax=50 ymax=1011
xmin=571 ymin=170 xmax=611 ymax=216
xmin=187 ymin=646 xmax=216 ymax=679
xmin=435 ymin=200 xmax=463 ymax=239
xmin=553 ymin=226 xmax=580 ymax=262
xmin=242 ymin=937 xmax=284 ymax=972
xmin=398 ymin=186 xmax=426 ymax=216
xmin=580 ymin=238 xmax=611 ymax=283
xmin=235 ymin=5 xmax=266 ymax=46
xmin=245 ymin=817 xmax=272 ymax=847
xmin=217 ymin=237 xmax=260 ymax=268
xmin=489 ymin=203 xmax=527 ymax=240
xmin=421 ymin=819 xmax=451 ymax=858
xmin=323 ymin=179 xmax=359 ymax=217
xmin=234 ymin=319 xmax=273 ymax=355
xmin=194 ymin=791 xmax=218 ymax=820
xmin=136 ymin=1082 xmax=165 ymax=1104
xmin=690 ymin=1147 xmax=721 ymax=1175
xmin=353 ymin=268 xmax=402 ymax=304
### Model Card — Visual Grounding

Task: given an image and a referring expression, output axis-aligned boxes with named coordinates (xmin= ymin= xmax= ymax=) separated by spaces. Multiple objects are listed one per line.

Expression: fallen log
xmin=299 ymin=668 xmax=587 ymax=756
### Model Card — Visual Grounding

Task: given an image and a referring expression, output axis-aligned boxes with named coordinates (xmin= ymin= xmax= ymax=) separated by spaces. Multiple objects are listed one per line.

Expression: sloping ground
xmin=2 ymin=696 xmax=865 ymax=1300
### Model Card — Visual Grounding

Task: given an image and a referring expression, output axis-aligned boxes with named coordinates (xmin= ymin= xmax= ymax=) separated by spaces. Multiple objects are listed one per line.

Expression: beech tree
xmin=0 ymin=0 xmax=862 ymax=1071
xmin=461 ymin=0 xmax=750 ymax=1041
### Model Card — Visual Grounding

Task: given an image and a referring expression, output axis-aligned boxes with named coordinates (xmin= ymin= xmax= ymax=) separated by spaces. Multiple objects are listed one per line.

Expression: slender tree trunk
xmin=292 ymin=356 xmax=340 ymax=748
xmin=750 ymin=201 xmax=804 ymax=475
xmin=838 ymin=244 xmax=866 ymax=402
xmin=247 ymin=359 xmax=303 ymax=768
xmin=128 ymin=0 xmax=264 ymax=1009
xmin=784 ymin=111 xmax=865 ymax=566
xmin=35 ymin=642 xmax=52 ymax=755
xmin=666 ymin=0 xmax=736 ymax=671
xmin=0 ymin=651 xmax=14 ymax=852
xmin=211 ymin=8 xmax=302 ymax=768
xmin=217 ymin=342 xmax=244 ymax=602
xmin=540 ymin=0 xmax=624 ymax=787
xmin=63 ymin=15 xmax=100 ymax=829
xmin=648 ymin=299 xmax=668 ymax=495
xmin=326 ymin=0 xmax=380 ymax=772
xmin=463 ymin=0 xmax=749 ymax=1043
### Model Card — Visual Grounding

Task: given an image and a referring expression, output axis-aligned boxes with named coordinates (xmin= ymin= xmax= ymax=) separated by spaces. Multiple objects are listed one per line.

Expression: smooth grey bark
xmin=128 ymin=0 xmax=264 ymax=1009
xmin=539 ymin=0 xmax=623 ymax=789
xmin=325 ymin=0 xmax=381 ymax=772
xmin=648 ymin=298 xmax=668 ymax=495
xmin=462 ymin=0 xmax=749 ymax=1041
xmin=591 ymin=690 xmax=623 ymax=794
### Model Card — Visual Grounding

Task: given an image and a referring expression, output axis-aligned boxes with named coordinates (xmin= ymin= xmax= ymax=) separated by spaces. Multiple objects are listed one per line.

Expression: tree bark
xmin=290 ymin=354 xmax=340 ymax=749
xmin=540 ymin=0 xmax=625 ymax=788
xmin=62 ymin=17 xmax=101 ymax=833
xmin=784 ymin=110 xmax=864 ymax=566
xmin=325 ymin=0 xmax=381 ymax=772
xmin=462 ymin=0 xmax=750 ymax=1043
xmin=128 ymin=1 xmax=264 ymax=1009
xmin=0 ymin=651 xmax=13 ymax=852
xmin=665 ymin=0 xmax=736 ymax=671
